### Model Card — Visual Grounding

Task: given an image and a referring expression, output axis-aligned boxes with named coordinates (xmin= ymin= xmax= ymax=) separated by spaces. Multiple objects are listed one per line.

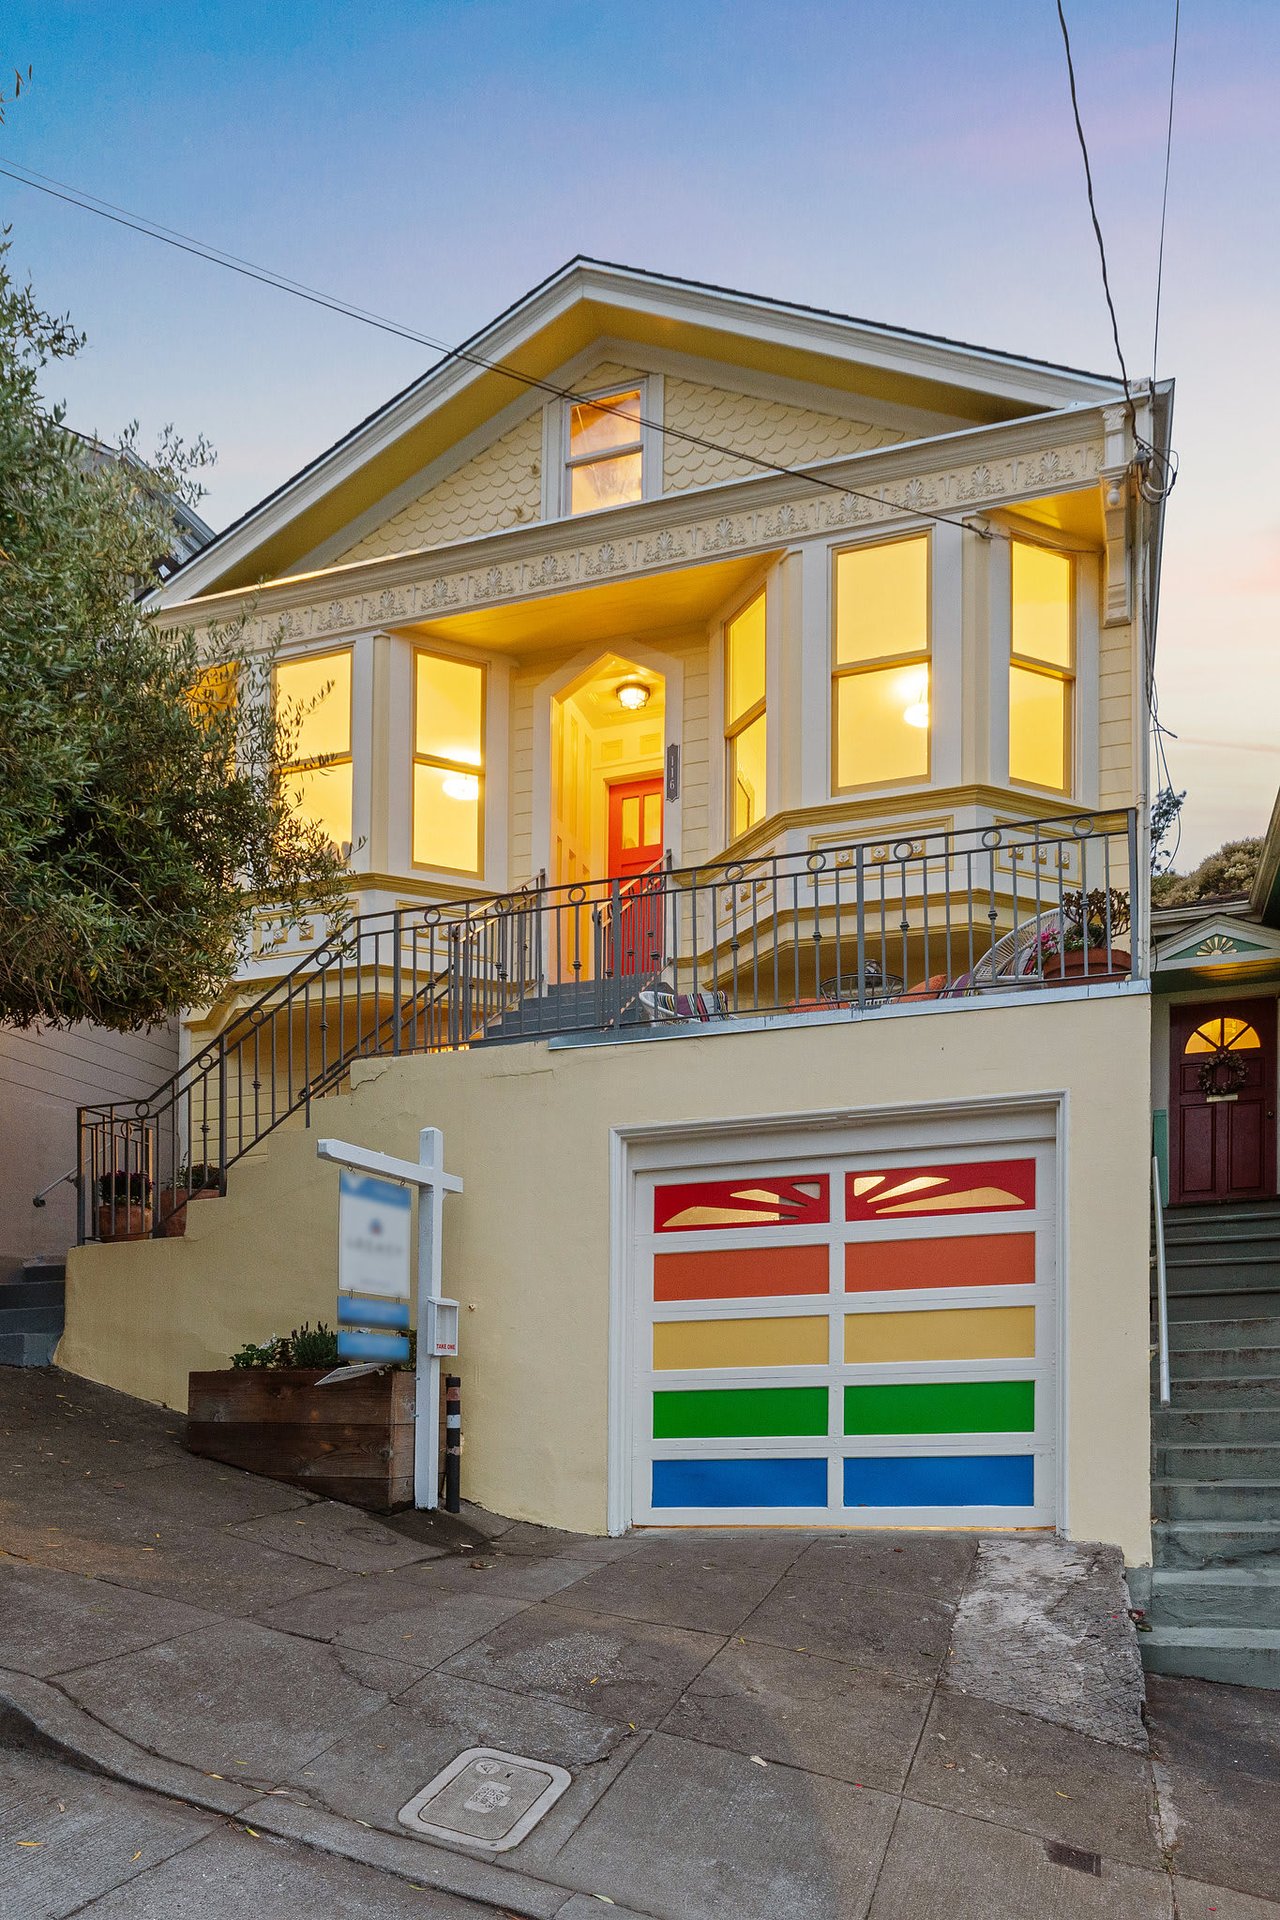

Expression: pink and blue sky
xmin=3 ymin=0 xmax=1277 ymax=864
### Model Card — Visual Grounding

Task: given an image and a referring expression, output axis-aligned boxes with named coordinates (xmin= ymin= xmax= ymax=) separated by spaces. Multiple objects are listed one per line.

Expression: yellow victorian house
xmin=67 ymin=260 xmax=1173 ymax=1578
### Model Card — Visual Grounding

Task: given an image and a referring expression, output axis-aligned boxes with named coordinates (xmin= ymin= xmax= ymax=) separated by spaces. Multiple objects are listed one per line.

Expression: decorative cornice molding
xmin=166 ymin=414 xmax=1108 ymax=650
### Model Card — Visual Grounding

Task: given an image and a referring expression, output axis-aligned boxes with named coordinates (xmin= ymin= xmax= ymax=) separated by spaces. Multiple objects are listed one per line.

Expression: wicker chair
xmin=967 ymin=908 xmax=1065 ymax=986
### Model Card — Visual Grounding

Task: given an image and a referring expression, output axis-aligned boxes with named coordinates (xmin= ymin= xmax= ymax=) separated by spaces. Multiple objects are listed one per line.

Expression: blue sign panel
xmin=337 ymin=1327 xmax=412 ymax=1363
xmin=337 ymin=1295 xmax=411 ymax=1331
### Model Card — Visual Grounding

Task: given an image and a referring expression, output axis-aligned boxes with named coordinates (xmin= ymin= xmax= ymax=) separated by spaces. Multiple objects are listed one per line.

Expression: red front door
xmin=1170 ymin=1000 xmax=1277 ymax=1205
xmin=607 ymin=777 xmax=664 ymax=975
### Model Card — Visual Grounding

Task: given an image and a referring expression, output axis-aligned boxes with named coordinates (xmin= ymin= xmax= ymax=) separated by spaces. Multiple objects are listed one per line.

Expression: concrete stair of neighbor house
xmin=1135 ymin=1199 xmax=1280 ymax=1688
xmin=0 ymin=1257 xmax=67 ymax=1367
xmin=479 ymin=978 xmax=652 ymax=1044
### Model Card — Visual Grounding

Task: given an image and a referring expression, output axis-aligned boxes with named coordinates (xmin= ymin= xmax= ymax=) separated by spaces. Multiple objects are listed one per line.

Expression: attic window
xmin=566 ymin=387 xmax=643 ymax=514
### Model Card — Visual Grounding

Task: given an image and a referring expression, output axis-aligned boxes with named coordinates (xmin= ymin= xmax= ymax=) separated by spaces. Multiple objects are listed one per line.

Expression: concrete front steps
xmin=0 ymin=1258 xmax=67 ymax=1366
xmin=1135 ymin=1199 xmax=1280 ymax=1688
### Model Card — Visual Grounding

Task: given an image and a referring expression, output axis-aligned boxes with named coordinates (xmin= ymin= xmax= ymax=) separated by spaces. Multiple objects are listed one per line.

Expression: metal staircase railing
xmin=78 ymin=807 xmax=1140 ymax=1241
xmin=77 ymin=880 xmax=545 ymax=1244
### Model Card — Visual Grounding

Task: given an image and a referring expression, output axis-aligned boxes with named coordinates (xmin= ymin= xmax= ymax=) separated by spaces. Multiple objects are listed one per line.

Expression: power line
xmin=0 ymin=157 xmax=991 ymax=538
xmin=1151 ymin=0 xmax=1180 ymax=382
xmin=1054 ymin=0 xmax=1135 ymax=423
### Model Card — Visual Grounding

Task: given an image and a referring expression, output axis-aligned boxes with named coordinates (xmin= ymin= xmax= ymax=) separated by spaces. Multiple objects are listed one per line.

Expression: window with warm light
xmin=275 ymin=650 xmax=353 ymax=853
xmin=565 ymin=387 xmax=643 ymax=515
xmin=413 ymin=651 xmax=484 ymax=872
xmin=832 ymin=535 xmax=930 ymax=789
xmin=724 ymin=590 xmax=767 ymax=839
xmin=1009 ymin=541 xmax=1074 ymax=792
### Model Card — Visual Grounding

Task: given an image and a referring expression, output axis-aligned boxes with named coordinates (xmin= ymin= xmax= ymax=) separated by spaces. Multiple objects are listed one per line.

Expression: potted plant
xmin=186 ymin=1322 xmax=419 ymax=1511
xmin=155 ymin=1163 xmax=225 ymax=1238
xmin=1036 ymin=887 xmax=1132 ymax=981
xmin=96 ymin=1171 xmax=153 ymax=1242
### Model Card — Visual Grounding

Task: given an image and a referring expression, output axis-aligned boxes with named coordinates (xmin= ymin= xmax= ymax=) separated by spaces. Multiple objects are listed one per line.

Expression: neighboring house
xmin=1128 ymin=794 xmax=1280 ymax=1684
xmin=65 ymin=262 xmax=1173 ymax=1575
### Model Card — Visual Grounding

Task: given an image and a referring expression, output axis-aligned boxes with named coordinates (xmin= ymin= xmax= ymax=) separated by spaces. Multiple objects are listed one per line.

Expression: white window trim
xmin=997 ymin=524 xmax=1099 ymax=805
xmin=548 ymin=375 xmax=661 ymax=520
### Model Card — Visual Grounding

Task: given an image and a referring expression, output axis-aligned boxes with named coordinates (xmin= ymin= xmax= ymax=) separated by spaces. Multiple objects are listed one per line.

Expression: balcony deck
xmin=77 ymin=808 xmax=1140 ymax=1240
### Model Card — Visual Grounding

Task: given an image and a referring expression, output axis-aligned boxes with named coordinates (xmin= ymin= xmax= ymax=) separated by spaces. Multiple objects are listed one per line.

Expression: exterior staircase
xmin=480 ymin=978 xmax=652 ymax=1043
xmin=0 ymin=1257 xmax=67 ymax=1367
xmin=1130 ymin=1199 xmax=1280 ymax=1688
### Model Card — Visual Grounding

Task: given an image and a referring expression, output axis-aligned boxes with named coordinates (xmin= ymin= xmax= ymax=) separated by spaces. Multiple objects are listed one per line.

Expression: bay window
xmin=413 ymin=650 xmax=484 ymax=873
xmin=275 ymin=649 xmax=353 ymax=853
xmin=1009 ymin=540 xmax=1074 ymax=792
xmin=725 ymin=589 xmax=767 ymax=839
xmin=833 ymin=534 xmax=930 ymax=789
xmin=565 ymin=387 xmax=643 ymax=515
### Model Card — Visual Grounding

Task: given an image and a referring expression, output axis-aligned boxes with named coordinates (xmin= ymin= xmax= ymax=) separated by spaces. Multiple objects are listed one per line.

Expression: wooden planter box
xmin=186 ymin=1367 xmax=415 ymax=1511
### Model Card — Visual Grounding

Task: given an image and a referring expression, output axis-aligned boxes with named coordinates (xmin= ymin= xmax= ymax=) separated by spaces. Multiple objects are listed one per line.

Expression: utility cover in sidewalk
xmin=397 ymin=1747 xmax=572 ymax=1852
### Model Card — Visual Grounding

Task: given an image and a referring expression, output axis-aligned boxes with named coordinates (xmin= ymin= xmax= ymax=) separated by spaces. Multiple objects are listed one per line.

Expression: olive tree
xmin=0 ymin=240 xmax=350 ymax=1030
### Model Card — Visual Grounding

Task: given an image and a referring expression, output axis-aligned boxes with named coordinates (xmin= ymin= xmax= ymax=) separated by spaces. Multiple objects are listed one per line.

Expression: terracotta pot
xmin=96 ymin=1204 xmax=153 ymax=1243
xmin=155 ymin=1190 xmax=190 ymax=1238
xmin=1041 ymin=946 xmax=1131 ymax=982
xmin=156 ymin=1181 xmax=222 ymax=1238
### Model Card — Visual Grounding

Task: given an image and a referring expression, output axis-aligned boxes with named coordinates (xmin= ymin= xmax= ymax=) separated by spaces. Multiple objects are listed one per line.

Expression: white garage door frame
xmin=606 ymin=1092 xmax=1068 ymax=1536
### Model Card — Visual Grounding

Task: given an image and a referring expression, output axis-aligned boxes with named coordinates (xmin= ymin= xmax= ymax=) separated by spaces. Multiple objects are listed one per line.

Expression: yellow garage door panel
xmin=654 ymin=1316 xmax=828 ymax=1371
xmin=844 ymin=1305 xmax=1036 ymax=1364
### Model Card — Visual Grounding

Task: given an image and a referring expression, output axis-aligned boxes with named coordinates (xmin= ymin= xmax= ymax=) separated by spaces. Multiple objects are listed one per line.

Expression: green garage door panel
xmin=653 ymin=1386 xmax=828 ymax=1440
xmin=844 ymin=1379 xmax=1035 ymax=1435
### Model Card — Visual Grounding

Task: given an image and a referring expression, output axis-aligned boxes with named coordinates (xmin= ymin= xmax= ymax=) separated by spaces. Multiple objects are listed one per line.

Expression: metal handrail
xmin=77 ymin=807 xmax=1139 ymax=1240
xmin=1152 ymin=1151 xmax=1171 ymax=1407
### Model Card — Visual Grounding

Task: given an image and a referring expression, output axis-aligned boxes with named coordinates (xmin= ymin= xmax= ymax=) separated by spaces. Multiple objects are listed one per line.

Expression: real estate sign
xmin=337 ymin=1169 xmax=412 ymax=1361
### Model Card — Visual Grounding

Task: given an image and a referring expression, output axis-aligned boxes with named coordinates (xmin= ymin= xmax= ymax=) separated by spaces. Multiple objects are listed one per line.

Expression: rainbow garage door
xmin=631 ymin=1143 xmax=1056 ymax=1527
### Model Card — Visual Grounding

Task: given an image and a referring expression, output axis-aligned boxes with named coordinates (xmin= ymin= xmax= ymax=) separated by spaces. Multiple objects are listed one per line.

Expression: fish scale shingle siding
xmin=337 ymin=412 xmax=544 ymax=563
xmin=333 ymin=369 xmax=905 ymax=563
xmin=661 ymin=380 xmax=903 ymax=492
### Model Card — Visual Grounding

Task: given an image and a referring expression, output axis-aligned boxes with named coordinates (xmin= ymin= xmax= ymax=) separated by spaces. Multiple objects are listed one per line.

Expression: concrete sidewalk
xmin=1 ymin=1368 xmax=1277 ymax=1919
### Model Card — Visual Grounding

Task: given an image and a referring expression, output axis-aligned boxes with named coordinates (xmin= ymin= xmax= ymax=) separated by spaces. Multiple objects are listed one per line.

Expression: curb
xmin=0 ymin=1668 xmax=643 ymax=1918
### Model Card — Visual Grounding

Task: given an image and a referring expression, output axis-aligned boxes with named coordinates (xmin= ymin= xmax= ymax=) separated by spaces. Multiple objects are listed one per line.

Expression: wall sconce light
xmin=441 ymin=772 xmax=480 ymax=801
xmin=615 ymin=677 xmax=651 ymax=711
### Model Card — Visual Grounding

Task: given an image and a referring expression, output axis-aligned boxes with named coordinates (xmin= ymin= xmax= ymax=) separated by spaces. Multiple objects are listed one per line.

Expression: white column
xmin=929 ymin=524 xmax=964 ymax=790
xmin=348 ymin=632 xmax=376 ymax=874
xmin=798 ymin=542 xmax=831 ymax=805
xmin=986 ymin=532 xmax=1013 ymax=788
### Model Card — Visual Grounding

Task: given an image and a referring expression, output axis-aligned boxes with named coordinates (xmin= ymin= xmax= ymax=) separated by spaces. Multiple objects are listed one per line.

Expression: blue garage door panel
xmin=653 ymin=1457 xmax=827 ymax=1509
xmin=844 ymin=1453 xmax=1034 ymax=1508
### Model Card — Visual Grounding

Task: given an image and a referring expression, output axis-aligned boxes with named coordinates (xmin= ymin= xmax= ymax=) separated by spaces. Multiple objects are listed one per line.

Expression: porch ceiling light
xmin=615 ymin=677 xmax=651 ymax=711
xmin=441 ymin=772 xmax=480 ymax=801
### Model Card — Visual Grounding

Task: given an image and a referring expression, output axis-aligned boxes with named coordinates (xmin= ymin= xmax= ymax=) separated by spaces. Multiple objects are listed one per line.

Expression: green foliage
xmin=1151 ymin=838 xmax=1263 ymax=908
xmin=96 ymin=1171 xmax=151 ymax=1205
xmin=177 ymin=1163 xmax=224 ymax=1195
xmin=289 ymin=1321 xmax=340 ymax=1367
xmin=1150 ymin=786 xmax=1186 ymax=874
xmin=0 ymin=238 xmax=351 ymax=1031
xmin=1061 ymin=886 xmax=1132 ymax=950
xmin=229 ymin=1322 xmax=339 ymax=1369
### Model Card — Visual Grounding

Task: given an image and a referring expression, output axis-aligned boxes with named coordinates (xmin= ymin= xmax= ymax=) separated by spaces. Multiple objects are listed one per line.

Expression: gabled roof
xmin=159 ymin=255 xmax=1126 ymax=604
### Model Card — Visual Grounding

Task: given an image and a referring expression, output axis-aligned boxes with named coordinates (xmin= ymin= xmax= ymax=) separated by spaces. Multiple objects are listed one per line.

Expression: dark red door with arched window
xmin=1170 ymin=1001 xmax=1277 ymax=1205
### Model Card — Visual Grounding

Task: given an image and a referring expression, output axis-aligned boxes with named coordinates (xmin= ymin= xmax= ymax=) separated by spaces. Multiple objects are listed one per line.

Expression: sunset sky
xmin=4 ymin=0 xmax=1277 ymax=865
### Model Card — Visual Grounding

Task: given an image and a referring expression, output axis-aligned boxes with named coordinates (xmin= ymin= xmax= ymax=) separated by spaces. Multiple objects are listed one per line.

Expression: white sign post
xmin=317 ymin=1127 xmax=462 ymax=1509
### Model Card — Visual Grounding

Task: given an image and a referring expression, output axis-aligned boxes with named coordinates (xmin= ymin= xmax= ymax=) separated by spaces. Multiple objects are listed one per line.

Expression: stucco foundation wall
xmin=62 ymin=989 xmax=1152 ymax=1558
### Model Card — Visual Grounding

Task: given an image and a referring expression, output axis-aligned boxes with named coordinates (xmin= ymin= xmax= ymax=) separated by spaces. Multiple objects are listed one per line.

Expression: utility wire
xmin=1151 ymin=0 xmax=1180 ymax=382
xmin=1054 ymin=0 xmax=1135 ymax=424
xmin=0 ymin=157 xmax=993 ymax=538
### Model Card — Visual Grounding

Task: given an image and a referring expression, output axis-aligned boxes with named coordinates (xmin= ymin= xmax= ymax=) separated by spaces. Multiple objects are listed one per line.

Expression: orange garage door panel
xmin=845 ymin=1233 xmax=1035 ymax=1294
xmin=655 ymin=1244 xmax=828 ymax=1302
